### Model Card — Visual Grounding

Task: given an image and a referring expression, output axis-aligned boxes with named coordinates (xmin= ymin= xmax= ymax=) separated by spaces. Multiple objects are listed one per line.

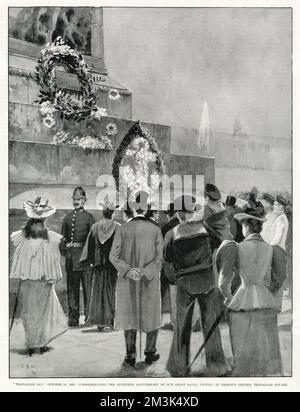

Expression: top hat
xmin=133 ymin=191 xmax=150 ymax=211
xmin=163 ymin=202 xmax=177 ymax=217
xmin=226 ymin=195 xmax=237 ymax=207
xmin=205 ymin=184 xmax=221 ymax=201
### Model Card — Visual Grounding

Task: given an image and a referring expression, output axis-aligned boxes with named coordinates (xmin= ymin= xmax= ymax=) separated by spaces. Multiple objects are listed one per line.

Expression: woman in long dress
xmin=216 ymin=210 xmax=287 ymax=376
xmin=10 ymin=196 xmax=68 ymax=356
xmin=80 ymin=202 xmax=120 ymax=332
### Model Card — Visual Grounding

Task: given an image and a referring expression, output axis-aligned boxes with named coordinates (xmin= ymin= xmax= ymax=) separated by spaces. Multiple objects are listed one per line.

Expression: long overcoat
xmin=109 ymin=217 xmax=163 ymax=333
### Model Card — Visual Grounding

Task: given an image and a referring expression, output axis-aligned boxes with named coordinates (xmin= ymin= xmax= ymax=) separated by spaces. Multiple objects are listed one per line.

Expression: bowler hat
xmin=205 ymin=184 xmax=221 ymax=201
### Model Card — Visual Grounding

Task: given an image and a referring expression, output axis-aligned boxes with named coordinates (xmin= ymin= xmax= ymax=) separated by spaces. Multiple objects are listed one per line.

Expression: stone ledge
xmin=9 ymin=37 xmax=107 ymax=74
xmin=9 ymin=140 xmax=215 ymax=188
xmin=9 ymin=103 xmax=171 ymax=153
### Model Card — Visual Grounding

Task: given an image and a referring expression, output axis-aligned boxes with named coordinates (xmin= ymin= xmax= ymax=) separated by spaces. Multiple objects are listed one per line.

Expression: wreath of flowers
xmin=35 ymin=37 xmax=99 ymax=123
xmin=112 ymin=121 xmax=165 ymax=190
xmin=52 ymin=131 xmax=113 ymax=151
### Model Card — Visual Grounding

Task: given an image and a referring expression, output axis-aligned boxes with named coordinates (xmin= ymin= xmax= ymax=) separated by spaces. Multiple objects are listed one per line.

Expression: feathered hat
xmin=98 ymin=194 xmax=118 ymax=210
xmin=23 ymin=193 xmax=56 ymax=219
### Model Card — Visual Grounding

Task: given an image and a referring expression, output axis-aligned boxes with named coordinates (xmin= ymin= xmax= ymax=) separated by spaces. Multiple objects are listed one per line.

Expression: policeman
xmin=60 ymin=187 xmax=95 ymax=327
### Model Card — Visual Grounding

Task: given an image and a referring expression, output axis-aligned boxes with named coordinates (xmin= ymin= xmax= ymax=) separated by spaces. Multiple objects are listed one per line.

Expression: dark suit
xmin=61 ymin=208 xmax=95 ymax=324
xmin=164 ymin=220 xmax=227 ymax=376
xmin=161 ymin=216 xmax=180 ymax=294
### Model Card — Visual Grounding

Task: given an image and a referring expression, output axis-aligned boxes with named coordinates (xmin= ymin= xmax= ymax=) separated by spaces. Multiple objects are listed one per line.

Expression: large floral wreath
xmin=35 ymin=37 xmax=122 ymax=150
xmin=112 ymin=121 xmax=165 ymax=199
xmin=35 ymin=36 xmax=98 ymax=122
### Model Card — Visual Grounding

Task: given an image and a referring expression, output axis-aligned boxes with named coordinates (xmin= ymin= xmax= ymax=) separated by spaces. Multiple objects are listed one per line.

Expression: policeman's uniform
xmin=61 ymin=207 xmax=95 ymax=326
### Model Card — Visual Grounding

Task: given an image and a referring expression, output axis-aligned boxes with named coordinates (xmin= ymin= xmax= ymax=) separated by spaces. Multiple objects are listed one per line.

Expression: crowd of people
xmin=10 ymin=183 xmax=291 ymax=377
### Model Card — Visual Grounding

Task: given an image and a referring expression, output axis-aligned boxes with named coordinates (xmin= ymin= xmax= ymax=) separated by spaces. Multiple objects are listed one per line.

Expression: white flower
xmin=43 ymin=115 xmax=55 ymax=128
xmin=126 ymin=149 xmax=135 ymax=156
xmin=77 ymin=135 xmax=113 ymax=150
xmin=106 ymin=123 xmax=118 ymax=136
xmin=92 ymin=107 xmax=108 ymax=121
xmin=100 ymin=136 xmax=113 ymax=149
xmin=108 ymin=89 xmax=121 ymax=101
xmin=40 ymin=101 xmax=56 ymax=116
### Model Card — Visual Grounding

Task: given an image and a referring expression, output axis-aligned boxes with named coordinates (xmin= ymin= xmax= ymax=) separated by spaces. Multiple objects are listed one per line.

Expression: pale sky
xmin=104 ymin=7 xmax=291 ymax=139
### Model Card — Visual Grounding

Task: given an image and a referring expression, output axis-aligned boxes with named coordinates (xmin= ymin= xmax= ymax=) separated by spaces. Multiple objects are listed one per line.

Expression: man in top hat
xmin=60 ymin=186 xmax=95 ymax=327
xmin=164 ymin=194 xmax=227 ymax=377
xmin=260 ymin=193 xmax=276 ymax=244
xmin=109 ymin=191 xmax=163 ymax=367
xmin=225 ymin=195 xmax=244 ymax=242
xmin=161 ymin=203 xmax=180 ymax=238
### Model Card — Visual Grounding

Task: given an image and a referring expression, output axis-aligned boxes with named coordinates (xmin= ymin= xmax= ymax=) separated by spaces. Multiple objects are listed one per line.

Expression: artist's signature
xmin=15 ymin=363 xmax=37 ymax=375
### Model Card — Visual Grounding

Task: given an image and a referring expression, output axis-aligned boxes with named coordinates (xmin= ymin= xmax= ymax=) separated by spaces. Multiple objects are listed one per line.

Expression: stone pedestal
xmin=9 ymin=7 xmax=216 ymax=306
xmin=9 ymin=6 xmax=132 ymax=118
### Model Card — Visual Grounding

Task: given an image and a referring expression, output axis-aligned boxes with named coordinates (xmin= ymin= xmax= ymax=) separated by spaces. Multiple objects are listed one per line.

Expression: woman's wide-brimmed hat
xmin=23 ymin=194 xmax=56 ymax=219
xmin=260 ymin=192 xmax=275 ymax=206
xmin=275 ymin=195 xmax=288 ymax=207
xmin=234 ymin=210 xmax=266 ymax=223
xmin=98 ymin=194 xmax=118 ymax=210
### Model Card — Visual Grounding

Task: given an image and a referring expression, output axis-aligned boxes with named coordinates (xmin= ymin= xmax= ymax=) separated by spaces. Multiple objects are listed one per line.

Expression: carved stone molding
xmin=9 ymin=67 xmax=131 ymax=96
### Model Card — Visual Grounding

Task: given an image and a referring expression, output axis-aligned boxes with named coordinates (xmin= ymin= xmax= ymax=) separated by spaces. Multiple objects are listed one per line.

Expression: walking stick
xmin=135 ymin=277 xmax=142 ymax=360
xmin=10 ymin=279 xmax=21 ymax=335
xmin=187 ymin=308 xmax=226 ymax=373
xmin=139 ymin=279 xmax=142 ymax=360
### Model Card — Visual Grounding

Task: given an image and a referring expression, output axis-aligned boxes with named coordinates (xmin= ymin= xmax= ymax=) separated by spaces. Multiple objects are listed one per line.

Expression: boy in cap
xmin=164 ymin=195 xmax=227 ymax=377
xmin=60 ymin=187 xmax=95 ymax=327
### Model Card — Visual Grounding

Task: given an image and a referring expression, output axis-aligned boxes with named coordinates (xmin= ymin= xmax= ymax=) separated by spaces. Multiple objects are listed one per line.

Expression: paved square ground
xmin=10 ymin=296 xmax=292 ymax=378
